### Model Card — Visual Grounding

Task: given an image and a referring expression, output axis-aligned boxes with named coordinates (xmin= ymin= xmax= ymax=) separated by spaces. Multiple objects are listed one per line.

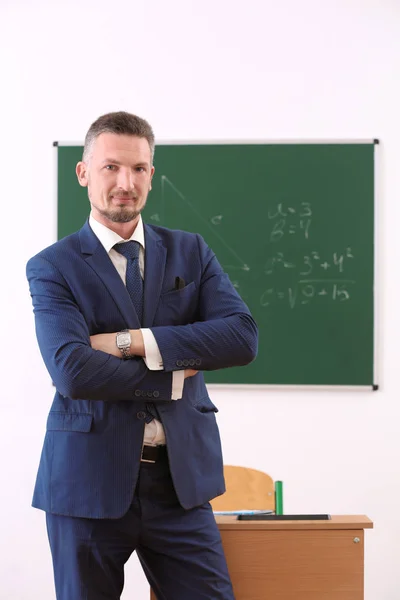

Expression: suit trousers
xmin=46 ymin=450 xmax=235 ymax=600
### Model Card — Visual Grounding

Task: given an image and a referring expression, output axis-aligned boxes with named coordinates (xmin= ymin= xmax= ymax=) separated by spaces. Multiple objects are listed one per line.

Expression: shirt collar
xmin=89 ymin=213 xmax=145 ymax=254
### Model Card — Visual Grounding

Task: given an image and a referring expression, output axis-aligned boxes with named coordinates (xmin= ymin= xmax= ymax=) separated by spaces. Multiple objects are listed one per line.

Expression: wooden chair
xmin=150 ymin=466 xmax=275 ymax=600
xmin=211 ymin=465 xmax=275 ymax=512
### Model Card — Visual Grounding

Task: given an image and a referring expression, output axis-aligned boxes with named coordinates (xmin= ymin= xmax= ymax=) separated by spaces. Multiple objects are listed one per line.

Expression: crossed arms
xmin=27 ymin=239 xmax=258 ymax=402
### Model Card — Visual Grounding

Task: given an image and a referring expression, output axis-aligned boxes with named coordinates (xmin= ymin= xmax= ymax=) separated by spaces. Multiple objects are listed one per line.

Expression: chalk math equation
xmin=261 ymin=202 xmax=355 ymax=309
xmin=268 ymin=201 xmax=312 ymax=242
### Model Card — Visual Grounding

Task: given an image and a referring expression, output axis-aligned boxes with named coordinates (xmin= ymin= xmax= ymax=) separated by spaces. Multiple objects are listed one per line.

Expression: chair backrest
xmin=210 ymin=465 xmax=275 ymax=512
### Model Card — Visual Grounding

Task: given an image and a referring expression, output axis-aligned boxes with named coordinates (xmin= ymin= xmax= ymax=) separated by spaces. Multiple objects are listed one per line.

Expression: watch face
xmin=118 ymin=332 xmax=131 ymax=347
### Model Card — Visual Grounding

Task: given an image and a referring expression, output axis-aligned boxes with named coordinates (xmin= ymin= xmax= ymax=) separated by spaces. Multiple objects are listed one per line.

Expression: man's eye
xmin=105 ymin=165 xmax=117 ymax=171
xmin=136 ymin=167 xmax=145 ymax=172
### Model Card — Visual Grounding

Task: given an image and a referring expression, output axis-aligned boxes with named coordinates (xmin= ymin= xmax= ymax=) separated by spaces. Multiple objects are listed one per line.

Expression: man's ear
xmin=76 ymin=162 xmax=89 ymax=187
xmin=149 ymin=165 xmax=155 ymax=191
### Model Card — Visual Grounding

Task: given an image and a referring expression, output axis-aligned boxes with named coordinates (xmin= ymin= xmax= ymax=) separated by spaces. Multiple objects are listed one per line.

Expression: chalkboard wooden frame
xmin=56 ymin=139 xmax=378 ymax=389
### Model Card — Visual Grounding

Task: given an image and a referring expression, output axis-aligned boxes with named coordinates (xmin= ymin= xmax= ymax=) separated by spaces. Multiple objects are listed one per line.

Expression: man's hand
xmin=90 ymin=329 xmax=145 ymax=358
xmin=90 ymin=334 xmax=198 ymax=381
xmin=184 ymin=369 xmax=198 ymax=378
xmin=90 ymin=333 xmax=120 ymax=357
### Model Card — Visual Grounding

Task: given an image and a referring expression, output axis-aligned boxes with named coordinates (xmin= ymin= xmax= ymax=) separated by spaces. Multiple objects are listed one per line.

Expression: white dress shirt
xmin=89 ymin=214 xmax=185 ymax=445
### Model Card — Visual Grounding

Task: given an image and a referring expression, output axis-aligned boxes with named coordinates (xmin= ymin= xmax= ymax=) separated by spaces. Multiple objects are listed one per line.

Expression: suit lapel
xmin=142 ymin=225 xmax=166 ymax=328
xmin=79 ymin=221 xmax=141 ymax=328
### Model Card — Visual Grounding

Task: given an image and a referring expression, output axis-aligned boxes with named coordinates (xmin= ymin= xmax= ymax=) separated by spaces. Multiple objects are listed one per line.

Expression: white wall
xmin=1 ymin=0 xmax=399 ymax=598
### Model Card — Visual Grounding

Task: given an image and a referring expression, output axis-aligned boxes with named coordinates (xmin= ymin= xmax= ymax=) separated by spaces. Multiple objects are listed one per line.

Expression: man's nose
xmin=117 ymin=168 xmax=135 ymax=191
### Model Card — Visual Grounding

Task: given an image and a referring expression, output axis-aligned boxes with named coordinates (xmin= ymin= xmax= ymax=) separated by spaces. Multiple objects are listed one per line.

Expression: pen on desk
xmin=213 ymin=510 xmax=274 ymax=516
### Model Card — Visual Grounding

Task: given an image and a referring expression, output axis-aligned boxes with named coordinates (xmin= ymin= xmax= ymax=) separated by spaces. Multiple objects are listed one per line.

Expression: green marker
xmin=275 ymin=481 xmax=284 ymax=515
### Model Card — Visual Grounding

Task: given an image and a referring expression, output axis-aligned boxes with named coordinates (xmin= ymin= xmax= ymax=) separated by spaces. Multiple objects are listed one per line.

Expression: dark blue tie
xmin=114 ymin=241 xmax=143 ymax=324
xmin=114 ymin=240 xmax=158 ymax=425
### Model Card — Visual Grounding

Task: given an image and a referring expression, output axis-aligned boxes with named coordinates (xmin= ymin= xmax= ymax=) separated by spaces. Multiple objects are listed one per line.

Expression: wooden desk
xmin=150 ymin=515 xmax=373 ymax=600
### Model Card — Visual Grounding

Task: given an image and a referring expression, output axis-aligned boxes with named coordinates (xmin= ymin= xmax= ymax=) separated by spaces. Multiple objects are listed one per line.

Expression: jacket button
xmin=195 ymin=359 xmax=201 ymax=366
xmin=189 ymin=359 xmax=195 ymax=366
xmin=182 ymin=359 xmax=189 ymax=367
xmin=176 ymin=360 xmax=183 ymax=367
xmin=134 ymin=390 xmax=141 ymax=397
xmin=153 ymin=391 xmax=160 ymax=398
xmin=137 ymin=411 xmax=146 ymax=420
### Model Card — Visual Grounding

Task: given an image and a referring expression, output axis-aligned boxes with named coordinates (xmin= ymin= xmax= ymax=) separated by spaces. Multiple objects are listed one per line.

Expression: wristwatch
xmin=116 ymin=329 xmax=133 ymax=359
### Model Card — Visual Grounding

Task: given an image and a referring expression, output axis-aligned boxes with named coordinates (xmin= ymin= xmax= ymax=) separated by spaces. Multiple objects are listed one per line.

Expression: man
xmin=27 ymin=111 xmax=258 ymax=600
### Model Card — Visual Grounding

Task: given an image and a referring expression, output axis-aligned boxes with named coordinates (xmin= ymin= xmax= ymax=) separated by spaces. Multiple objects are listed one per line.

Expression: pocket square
xmin=174 ymin=276 xmax=186 ymax=290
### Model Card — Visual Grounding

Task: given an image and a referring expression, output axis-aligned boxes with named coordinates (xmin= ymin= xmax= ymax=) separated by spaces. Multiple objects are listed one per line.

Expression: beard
xmin=96 ymin=205 xmax=142 ymax=223
xmin=90 ymin=190 xmax=147 ymax=223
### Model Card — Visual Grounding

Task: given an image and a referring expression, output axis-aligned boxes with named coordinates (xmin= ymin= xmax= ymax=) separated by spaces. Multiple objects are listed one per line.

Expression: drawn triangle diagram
xmin=150 ymin=175 xmax=250 ymax=274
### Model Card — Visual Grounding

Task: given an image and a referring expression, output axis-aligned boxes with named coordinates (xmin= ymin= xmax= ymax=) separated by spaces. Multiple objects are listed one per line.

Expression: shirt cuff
xmin=141 ymin=328 xmax=163 ymax=370
xmin=172 ymin=370 xmax=185 ymax=400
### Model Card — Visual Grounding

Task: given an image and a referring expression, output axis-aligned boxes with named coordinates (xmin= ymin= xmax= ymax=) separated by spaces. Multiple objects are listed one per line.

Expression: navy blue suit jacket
xmin=27 ymin=221 xmax=258 ymax=518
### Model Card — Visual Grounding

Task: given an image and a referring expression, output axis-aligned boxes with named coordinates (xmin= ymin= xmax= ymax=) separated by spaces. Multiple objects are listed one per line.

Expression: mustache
xmin=110 ymin=193 xmax=138 ymax=200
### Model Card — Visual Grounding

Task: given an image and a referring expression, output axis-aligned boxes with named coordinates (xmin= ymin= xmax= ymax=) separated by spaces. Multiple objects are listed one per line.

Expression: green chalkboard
xmin=57 ymin=142 xmax=376 ymax=387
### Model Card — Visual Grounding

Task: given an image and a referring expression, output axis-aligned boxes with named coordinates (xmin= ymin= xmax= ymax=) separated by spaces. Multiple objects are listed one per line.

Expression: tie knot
xmin=114 ymin=241 xmax=141 ymax=261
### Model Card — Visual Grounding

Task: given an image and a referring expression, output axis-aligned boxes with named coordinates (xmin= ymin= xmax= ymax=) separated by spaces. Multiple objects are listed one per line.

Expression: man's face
xmin=76 ymin=133 xmax=154 ymax=224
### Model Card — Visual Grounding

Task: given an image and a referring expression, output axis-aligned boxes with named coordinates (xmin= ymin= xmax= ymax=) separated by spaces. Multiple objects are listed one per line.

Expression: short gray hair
xmin=83 ymin=111 xmax=155 ymax=164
